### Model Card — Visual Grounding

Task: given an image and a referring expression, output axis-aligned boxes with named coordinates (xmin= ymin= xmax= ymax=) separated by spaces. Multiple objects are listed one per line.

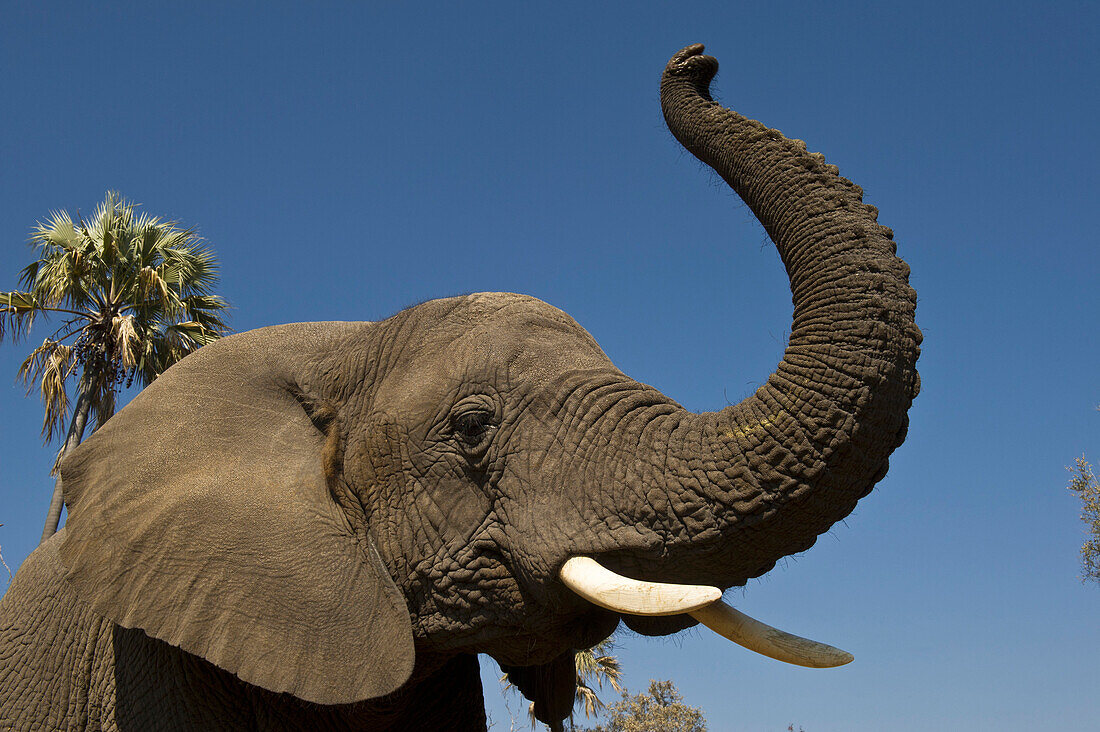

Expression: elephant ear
xmin=58 ymin=323 xmax=415 ymax=705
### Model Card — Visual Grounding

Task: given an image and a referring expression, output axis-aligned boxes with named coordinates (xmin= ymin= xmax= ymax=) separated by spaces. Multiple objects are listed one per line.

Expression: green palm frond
xmin=161 ymin=240 xmax=221 ymax=294
xmin=182 ymin=294 xmax=230 ymax=314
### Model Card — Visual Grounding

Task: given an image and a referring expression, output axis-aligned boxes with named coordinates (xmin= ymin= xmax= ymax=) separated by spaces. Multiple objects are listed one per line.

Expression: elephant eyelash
xmin=452 ymin=410 xmax=493 ymax=445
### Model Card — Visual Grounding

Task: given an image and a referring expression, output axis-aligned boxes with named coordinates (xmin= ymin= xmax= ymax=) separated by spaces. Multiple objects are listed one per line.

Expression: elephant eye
xmin=452 ymin=409 xmax=493 ymax=446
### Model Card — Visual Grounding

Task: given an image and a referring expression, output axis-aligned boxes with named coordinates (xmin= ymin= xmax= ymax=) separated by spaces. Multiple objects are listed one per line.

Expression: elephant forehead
xmin=366 ymin=295 xmax=619 ymax=421
xmin=455 ymin=293 xmax=614 ymax=373
xmin=391 ymin=293 xmax=615 ymax=383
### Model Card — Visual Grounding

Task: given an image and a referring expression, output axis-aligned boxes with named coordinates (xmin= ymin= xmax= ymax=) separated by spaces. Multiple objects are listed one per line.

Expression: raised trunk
xmin=613 ymin=45 xmax=920 ymax=587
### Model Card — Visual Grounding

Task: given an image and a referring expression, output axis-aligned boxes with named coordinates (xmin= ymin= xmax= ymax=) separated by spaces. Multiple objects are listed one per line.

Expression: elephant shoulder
xmin=0 ymin=530 xmax=117 ymax=730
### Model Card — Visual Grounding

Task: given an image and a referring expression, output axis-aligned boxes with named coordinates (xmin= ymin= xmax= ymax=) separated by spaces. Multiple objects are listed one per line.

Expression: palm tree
xmin=1 ymin=192 xmax=229 ymax=543
xmin=502 ymin=637 xmax=624 ymax=730
xmin=569 ymin=638 xmax=624 ymax=728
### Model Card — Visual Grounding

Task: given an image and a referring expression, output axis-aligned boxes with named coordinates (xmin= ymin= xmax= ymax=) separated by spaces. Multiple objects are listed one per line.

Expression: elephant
xmin=0 ymin=44 xmax=920 ymax=731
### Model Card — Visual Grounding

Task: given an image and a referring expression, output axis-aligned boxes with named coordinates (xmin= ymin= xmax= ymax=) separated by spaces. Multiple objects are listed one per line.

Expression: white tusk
xmin=559 ymin=556 xmax=721 ymax=616
xmin=559 ymin=556 xmax=852 ymax=668
xmin=689 ymin=600 xmax=854 ymax=668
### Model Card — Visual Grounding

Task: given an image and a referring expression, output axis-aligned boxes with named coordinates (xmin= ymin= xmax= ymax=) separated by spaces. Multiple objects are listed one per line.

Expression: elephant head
xmin=56 ymin=45 xmax=919 ymax=730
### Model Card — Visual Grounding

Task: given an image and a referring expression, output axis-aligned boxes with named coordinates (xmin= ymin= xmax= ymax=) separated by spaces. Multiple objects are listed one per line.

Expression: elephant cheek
xmin=416 ymin=475 xmax=493 ymax=545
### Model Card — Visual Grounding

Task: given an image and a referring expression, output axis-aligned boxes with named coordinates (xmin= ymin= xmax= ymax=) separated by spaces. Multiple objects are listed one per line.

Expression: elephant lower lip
xmin=620 ymin=613 xmax=698 ymax=637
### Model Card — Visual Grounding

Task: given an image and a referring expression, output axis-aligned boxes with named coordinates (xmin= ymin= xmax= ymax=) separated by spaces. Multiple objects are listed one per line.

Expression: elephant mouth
xmin=558 ymin=556 xmax=853 ymax=669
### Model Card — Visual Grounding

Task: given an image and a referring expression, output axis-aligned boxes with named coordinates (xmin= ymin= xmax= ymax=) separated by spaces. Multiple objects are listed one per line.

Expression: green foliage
xmin=1067 ymin=455 xmax=1100 ymax=584
xmin=1 ymin=192 xmax=229 ymax=452
xmin=573 ymin=638 xmax=624 ymax=720
xmin=579 ymin=680 xmax=707 ymax=732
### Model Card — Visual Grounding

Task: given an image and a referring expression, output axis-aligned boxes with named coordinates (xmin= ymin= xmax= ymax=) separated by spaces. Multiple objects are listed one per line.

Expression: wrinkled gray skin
xmin=0 ymin=45 xmax=920 ymax=731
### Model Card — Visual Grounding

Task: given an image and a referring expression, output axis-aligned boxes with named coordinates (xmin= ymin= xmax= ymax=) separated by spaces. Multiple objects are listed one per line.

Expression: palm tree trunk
xmin=40 ymin=385 xmax=93 ymax=544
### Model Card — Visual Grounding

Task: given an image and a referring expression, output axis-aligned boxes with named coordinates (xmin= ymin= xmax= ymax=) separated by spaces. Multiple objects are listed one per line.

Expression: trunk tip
xmin=665 ymin=44 xmax=719 ymax=87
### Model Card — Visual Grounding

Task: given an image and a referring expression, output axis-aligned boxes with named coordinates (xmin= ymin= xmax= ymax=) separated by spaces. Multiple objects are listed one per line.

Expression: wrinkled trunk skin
xmin=593 ymin=45 xmax=920 ymax=596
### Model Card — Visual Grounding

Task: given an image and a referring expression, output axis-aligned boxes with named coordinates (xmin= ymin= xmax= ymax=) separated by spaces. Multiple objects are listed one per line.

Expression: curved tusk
xmin=559 ymin=557 xmax=852 ymax=668
xmin=689 ymin=600 xmax=854 ymax=668
xmin=559 ymin=556 xmax=721 ymax=616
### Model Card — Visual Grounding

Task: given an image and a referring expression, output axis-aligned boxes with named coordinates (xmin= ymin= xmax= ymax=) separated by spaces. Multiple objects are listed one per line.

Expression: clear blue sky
xmin=1 ymin=2 xmax=1097 ymax=729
